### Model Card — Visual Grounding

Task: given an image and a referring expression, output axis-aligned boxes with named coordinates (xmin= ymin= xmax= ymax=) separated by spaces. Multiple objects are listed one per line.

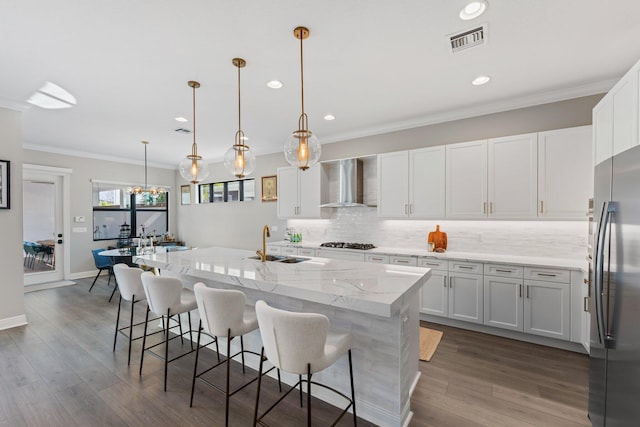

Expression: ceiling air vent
xmin=174 ymin=128 xmax=191 ymax=134
xmin=449 ymin=24 xmax=487 ymax=53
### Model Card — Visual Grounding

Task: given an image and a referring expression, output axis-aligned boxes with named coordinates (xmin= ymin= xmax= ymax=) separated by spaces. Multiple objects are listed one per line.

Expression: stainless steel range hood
xmin=320 ymin=158 xmax=366 ymax=207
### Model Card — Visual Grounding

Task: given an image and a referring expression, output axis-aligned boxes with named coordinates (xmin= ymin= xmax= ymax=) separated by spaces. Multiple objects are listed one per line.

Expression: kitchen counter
xmin=134 ymin=246 xmax=429 ymax=427
xmin=269 ymin=241 xmax=587 ymax=271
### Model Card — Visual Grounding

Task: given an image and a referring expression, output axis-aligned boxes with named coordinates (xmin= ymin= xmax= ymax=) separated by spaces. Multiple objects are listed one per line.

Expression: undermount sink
xmin=248 ymin=255 xmax=309 ymax=263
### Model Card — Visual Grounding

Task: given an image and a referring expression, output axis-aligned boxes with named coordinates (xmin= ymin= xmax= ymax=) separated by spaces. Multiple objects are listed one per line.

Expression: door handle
xmin=584 ymin=297 xmax=589 ymax=312
xmin=595 ymin=201 xmax=615 ymax=346
xmin=483 ymin=202 xmax=487 ymax=214
xmin=526 ymin=285 xmax=530 ymax=299
xmin=443 ymin=275 xmax=447 ymax=288
xmin=519 ymin=284 xmax=522 ymax=298
xmin=57 ymin=239 xmax=63 ymax=244
xmin=540 ymin=200 xmax=544 ymax=214
xmin=449 ymin=276 xmax=453 ymax=288
xmin=489 ymin=202 xmax=493 ymax=214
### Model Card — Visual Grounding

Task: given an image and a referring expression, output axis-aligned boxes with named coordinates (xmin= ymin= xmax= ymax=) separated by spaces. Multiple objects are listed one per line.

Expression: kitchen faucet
xmin=256 ymin=225 xmax=271 ymax=262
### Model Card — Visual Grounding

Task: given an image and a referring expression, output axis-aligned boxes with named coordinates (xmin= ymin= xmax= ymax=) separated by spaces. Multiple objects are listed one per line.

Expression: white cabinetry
xmin=538 ymin=126 xmax=593 ymax=219
xmin=523 ymin=267 xmax=571 ymax=340
xmin=316 ymin=248 xmax=365 ymax=262
xmin=593 ymin=58 xmax=640 ymax=165
xmin=377 ymin=147 xmax=445 ymax=218
xmin=277 ymin=165 xmax=327 ymax=219
xmin=483 ymin=264 xmax=524 ymax=332
xmin=448 ymin=260 xmax=484 ymax=324
xmin=446 ymin=140 xmax=487 ymax=218
xmin=419 ymin=258 xmax=449 ymax=317
xmin=389 ymin=255 xmax=417 ymax=266
xmin=365 ymin=254 xmax=390 ymax=264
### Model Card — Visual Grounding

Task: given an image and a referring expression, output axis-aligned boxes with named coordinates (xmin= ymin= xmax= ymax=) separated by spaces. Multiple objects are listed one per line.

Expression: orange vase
xmin=427 ymin=225 xmax=448 ymax=252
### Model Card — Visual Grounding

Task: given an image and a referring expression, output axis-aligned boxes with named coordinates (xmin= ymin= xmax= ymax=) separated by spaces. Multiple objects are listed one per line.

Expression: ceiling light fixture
xmin=27 ymin=81 xmax=76 ymax=109
xmin=459 ymin=1 xmax=488 ymax=20
xmin=175 ymin=117 xmax=188 ymax=122
xmin=128 ymin=141 xmax=165 ymax=196
xmin=284 ymin=26 xmax=321 ymax=171
xmin=471 ymin=75 xmax=491 ymax=85
xmin=179 ymin=81 xmax=210 ymax=184
xmin=224 ymin=58 xmax=256 ymax=178
xmin=324 ymin=114 xmax=336 ymax=121
xmin=267 ymin=80 xmax=283 ymax=89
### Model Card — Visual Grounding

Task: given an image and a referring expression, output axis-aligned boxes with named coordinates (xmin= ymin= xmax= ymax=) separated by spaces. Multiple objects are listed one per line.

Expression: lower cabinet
xmin=483 ymin=275 xmax=524 ymax=332
xmin=523 ymin=279 xmax=571 ymax=340
xmin=420 ymin=270 xmax=448 ymax=317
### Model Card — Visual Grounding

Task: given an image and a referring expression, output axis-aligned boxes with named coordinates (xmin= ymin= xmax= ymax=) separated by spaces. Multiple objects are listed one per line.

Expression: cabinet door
xmin=448 ymin=272 xmax=483 ymax=324
xmin=446 ymin=140 xmax=487 ymax=218
xmin=487 ymin=133 xmax=538 ymax=218
xmin=483 ymin=276 xmax=523 ymax=332
xmin=523 ymin=280 xmax=570 ymax=340
xmin=538 ymin=126 xmax=593 ymax=219
xmin=298 ymin=164 xmax=322 ymax=218
xmin=277 ymin=166 xmax=299 ymax=218
xmin=409 ymin=146 xmax=445 ymax=218
xmin=377 ymin=151 xmax=409 ymax=218
xmin=612 ymin=75 xmax=638 ymax=157
xmin=420 ymin=271 xmax=448 ymax=317
xmin=593 ymin=97 xmax=613 ymax=165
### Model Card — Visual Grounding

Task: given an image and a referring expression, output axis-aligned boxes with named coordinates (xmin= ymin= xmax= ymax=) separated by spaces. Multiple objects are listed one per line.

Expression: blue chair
xmin=23 ymin=242 xmax=44 ymax=269
xmin=90 ymin=249 xmax=115 ymax=299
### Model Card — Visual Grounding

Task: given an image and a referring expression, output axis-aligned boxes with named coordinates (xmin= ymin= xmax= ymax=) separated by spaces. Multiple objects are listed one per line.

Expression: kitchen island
xmin=133 ymin=247 xmax=431 ymax=427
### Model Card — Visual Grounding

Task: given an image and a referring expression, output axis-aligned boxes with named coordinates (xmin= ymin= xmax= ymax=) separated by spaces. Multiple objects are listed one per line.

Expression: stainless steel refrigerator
xmin=589 ymin=144 xmax=640 ymax=426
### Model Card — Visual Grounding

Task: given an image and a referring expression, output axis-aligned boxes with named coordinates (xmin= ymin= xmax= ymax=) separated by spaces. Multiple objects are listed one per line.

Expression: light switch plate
xmin=72 ymin=227 xmax=87 ymax=233
xmin=74 ymin=216 xmax=85 ymax=223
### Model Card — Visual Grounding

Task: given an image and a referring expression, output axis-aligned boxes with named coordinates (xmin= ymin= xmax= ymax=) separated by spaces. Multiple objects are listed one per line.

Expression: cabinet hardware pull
xmin=458 ymin=265 xmax=473 ymax=269
xmin=396 ymin=260 xmax=409 ymax=264
xmin=410 ymin=204 xmax=413 ymax=214
xmin=483 ymin=202 xmax=487 ymax=214
xmin=537 ymin=273 xmax=556 ymax=277
xmin=540 ymin=200 xmax=544 ymax=214
xmin=526 ymin=285 xmax=530 ymax=298
xmin=496 ymin=269 xmax=512 ymax=273
xmin=371 ymin=257 xmax=383 ymax=261
xmin=425 ymin=262 xmax=440 ymax=266
xmin=405 ymin=204 xmax=408 ymax=214
xmin=519 ymin=284 xmax=522 ymax=297
xmin=584 ymin=296 xmax=589 ymax=312
xmin=449 ymin=276 xmax=453 ymax=288
xmin=443 ymin=276 xmax=447 ymax=288
xmin=490 ymin=202 xmax=493 ymax=214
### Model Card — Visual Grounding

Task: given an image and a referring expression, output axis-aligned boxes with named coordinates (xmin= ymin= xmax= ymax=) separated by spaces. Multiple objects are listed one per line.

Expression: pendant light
xmin=128 ymin=141 xmax=165 ymax=196
xmin=224 ymin=58 xmax=256 ymax=178
xmin=179 ymin=81 xmax=210 ymax=184
xmin=284 ymin=26 xmax=321 ymax=171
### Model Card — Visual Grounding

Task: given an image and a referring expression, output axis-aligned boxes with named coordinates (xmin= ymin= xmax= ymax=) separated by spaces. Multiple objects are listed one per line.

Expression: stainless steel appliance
xmin=589 ymin=145 xmax=640 ymax=426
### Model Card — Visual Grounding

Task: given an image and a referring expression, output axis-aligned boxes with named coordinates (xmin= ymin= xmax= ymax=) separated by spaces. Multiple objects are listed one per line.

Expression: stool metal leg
xmin=307 ymin=364 xmax=312 ymax=427
xmin=139 ymin=307 xmax=150 ymax=376
xmin=113 ymin=295 xmax=122 ymax=352
xmin=190 ymin=320 xmax=203 ymax=407
xmin=127 ymin=296 xmax=136 ymax=365
xmin=253 ymin=347 xmax=265 ymax=427
xmin=164 ymin=308 xmax=171 ymax=392
xmin=240 ymin=335 xmax=246 ymax=373
xmin=349 ymin=349 xmax=357 ymax=425
xmin=225 ymin=332 xmax=232 ymax=427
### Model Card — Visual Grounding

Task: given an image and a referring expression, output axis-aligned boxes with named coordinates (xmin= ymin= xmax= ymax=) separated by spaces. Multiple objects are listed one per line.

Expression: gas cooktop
xmin=320 ymin=242 xmax=376 ymax=250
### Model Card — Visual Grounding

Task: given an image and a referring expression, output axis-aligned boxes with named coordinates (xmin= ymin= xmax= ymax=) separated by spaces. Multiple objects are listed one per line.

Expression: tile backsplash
xmin=288 ymin=207 xmax=588 ymax=259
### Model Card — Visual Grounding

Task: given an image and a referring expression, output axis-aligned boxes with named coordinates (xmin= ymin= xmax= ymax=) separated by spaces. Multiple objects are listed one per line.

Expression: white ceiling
xmin=2 ymin=0 xmax=640 ymax=169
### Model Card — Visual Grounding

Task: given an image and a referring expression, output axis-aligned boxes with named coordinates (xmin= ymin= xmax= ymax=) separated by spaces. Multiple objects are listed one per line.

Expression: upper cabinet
xmin=446 ymin=133 xmax=537 ymax=219
xmin=277 ymin=164 xmax=327 ymax=219
xmin=538 ymin=126 xmax=593 ymax=219
xmin=378 ymin=146 xmax=445 ymax=218
xmin=593 ymin=58 xmax=640 ymax=165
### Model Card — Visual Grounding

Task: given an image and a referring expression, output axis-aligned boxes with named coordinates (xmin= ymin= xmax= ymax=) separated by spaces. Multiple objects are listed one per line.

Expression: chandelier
xmin=128 ymin=141 xmax=165 ymax=196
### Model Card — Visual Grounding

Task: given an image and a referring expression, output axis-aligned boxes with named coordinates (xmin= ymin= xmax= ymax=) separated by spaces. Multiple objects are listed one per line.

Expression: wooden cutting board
xmin=428 ymin=225 xmax=448 ymax=251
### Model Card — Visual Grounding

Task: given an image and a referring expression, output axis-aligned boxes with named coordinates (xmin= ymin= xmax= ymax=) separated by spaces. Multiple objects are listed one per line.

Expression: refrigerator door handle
xmin=604 ymin=203 xmax=617 ymax=349
xmin=594 ymin=201 xmax=608 ymax=345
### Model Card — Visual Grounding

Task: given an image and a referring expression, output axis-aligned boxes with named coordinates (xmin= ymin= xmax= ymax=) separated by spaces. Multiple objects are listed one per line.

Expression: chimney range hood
xmin=320 ymin=158 xmax=366 ymax=208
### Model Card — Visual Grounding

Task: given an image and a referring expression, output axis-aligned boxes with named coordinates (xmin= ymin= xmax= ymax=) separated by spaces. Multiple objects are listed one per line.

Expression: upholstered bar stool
xmin=253 ymin=300 xmax=357 ymax=427
xmin=112 ymin=264 xmax=149 ymax=365
xmin=139 ymin=272 xmax=197 ymax=391
xmin=190 ymin=283 xmax=279 ymax=427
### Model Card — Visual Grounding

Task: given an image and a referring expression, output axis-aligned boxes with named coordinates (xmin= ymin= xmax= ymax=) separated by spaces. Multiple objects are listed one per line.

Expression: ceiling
xmin=2 ymin=0 xmax=640 ymax=169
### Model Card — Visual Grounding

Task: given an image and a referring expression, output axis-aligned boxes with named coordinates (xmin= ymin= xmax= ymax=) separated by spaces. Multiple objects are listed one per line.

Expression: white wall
xmin=0 ymin=107 xmax=26 ymax=330
xmin=23 ymin=150 xmax=177 ymax=276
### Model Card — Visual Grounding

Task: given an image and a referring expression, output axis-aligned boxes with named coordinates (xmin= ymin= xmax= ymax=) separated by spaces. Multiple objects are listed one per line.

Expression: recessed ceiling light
xmin=459 ymin=1 xmax=488 ymax=20
xmin=27 ymin=81 xmax=76 ymax=109
xmin=323 ymin=114 xmax=336 ymax=121
xmin=175 ymin=117 xmax=188 ymax=122
xmin=471 ymin=75 xmax=491 ymax=86
xmin=267 ymin=80 xmax=283 ymax=89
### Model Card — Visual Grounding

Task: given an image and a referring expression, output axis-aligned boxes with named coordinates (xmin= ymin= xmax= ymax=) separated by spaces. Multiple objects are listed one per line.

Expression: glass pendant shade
xmin=179 ymin=156 xmax=210 ymax=184
xmin=224 ymin=141 xmax=256 ymax=178
xmin=284 ymin=130 xmax=320 ymax=170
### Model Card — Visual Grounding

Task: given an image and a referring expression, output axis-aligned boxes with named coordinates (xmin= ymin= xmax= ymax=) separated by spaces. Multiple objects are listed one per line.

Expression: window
xmin=92 ymin=182 xmax=169 ymax=241
xmin=197 ymin=178 xmax=255 ymax=204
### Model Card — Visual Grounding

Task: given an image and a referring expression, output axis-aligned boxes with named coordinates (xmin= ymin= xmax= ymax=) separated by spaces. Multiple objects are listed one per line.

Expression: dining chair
xmin=90 ymin=249 xmax=115 ymax=299
xmin=253 ymin=300 xmax=357 ymax=427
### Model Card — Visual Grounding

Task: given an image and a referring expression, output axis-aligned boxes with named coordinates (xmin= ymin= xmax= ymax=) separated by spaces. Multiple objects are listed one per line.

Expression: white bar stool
xmin=190 ymin=283 xmax=279 ymax=427
xmin=253 ymin=300 xmax=357 ymax=426
xmin=139 ymin=272 xmax=197 ymax=391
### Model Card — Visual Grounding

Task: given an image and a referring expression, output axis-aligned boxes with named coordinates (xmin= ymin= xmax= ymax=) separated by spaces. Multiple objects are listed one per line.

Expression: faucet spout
xmin=258 ymin=225 xmax=271 ymax=262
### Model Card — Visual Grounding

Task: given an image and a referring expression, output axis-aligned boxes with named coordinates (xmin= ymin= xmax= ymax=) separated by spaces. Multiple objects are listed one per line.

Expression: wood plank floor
xmin=0 ymin=277 xmax=590 ymax=426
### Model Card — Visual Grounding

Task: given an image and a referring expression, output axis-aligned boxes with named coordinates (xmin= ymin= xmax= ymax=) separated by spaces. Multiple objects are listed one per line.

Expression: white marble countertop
xmin=133 ymin=247 xmax=431 ymax=318
xmin=269 ymin=241 xmax=587 ymax=271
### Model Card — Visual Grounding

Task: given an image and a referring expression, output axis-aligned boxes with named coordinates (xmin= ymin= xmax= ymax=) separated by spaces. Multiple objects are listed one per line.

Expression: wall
xmin=0 ymin=107 xmax=26 ymax=330
xmin=23 ymin=150 xmax=177 ymax=276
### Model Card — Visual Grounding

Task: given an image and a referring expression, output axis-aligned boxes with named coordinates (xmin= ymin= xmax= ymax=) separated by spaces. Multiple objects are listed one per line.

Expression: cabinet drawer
xmin=281 ymin=246 xmax=298 ymax=255
xmin=365 ymin=254 xmax=390 ymax=264
xmin=297 ymin=247 xmax=316 ymax=256
xmin=390 ymin=256 xmax=418 ymax=266
xmin=449 ymin=260 xmax=483 ymax=274
xmin=316 ymin=248 xmax=365 ymax=262
xmin=484 ymin=263 xmax=523 ymax=278
xmin=266 ymin=245 xmax=282 ymax=255
xmin=418 ymin=258 xmax=449 ymax=271
xmin=524 ymin=266 xmax=570 ymax=283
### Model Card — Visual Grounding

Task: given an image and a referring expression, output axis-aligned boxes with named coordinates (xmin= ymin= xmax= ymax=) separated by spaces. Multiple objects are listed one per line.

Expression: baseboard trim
xmin=24 ymin=280 xmax=76 ymax=293
xmin=0 ymin=314 xmax=28 ymax=331
xmin=69 ymin=270 xmax=99 ymax=280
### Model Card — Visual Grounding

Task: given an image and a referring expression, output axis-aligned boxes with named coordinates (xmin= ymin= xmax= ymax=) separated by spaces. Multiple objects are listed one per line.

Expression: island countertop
xmin=133 ymin=246 xmax=430 ymax=318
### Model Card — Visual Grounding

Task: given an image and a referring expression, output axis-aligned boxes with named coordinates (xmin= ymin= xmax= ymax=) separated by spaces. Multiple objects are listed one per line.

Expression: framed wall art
xmin=0 ymin=159 xmax=10 ymax=209
xmin=261 ymin=175 xmax=277 ymax=202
